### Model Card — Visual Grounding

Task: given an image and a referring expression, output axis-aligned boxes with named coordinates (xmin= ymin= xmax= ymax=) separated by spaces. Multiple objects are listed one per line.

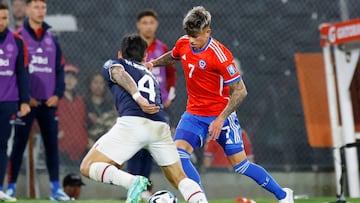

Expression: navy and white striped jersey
xmin=102 ymin=58 xmax=168 ymax=123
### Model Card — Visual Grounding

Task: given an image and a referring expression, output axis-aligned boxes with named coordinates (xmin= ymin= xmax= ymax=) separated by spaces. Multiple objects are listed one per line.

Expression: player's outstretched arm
xmin=222 ymin=79 xmax=247 ymax=118
xmin=110 ymin=65 xmax=160 ymax=114
xmin=145 ymin=51 xmax=180 ymax=70
xmin=110 ymin=65 xmax=139 ymax=95
xmin=208 ymin=79 xmax=247 ymax=140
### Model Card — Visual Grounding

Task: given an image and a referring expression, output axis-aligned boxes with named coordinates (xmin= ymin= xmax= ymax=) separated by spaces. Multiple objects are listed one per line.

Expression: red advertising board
xmin=320 ymin=18 xmax=360 ymax=47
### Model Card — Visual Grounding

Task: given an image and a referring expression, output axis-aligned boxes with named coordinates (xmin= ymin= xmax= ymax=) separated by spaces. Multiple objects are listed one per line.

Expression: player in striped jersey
xmin=80 ymin=34 xmax=208 ymax=203
xmin=145 ymin=6 xmax=294 ymax=203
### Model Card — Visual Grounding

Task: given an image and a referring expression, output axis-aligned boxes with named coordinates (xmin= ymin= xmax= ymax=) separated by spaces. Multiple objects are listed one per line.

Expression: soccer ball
xmin=148 ymin=190 xmax=178 ymax=203
xmin=235 ymin=197 xmax=256 ymax=203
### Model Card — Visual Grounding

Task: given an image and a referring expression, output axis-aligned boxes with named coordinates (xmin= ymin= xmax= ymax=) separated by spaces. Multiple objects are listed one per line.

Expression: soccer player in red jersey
xmin=145 ymin=6 xmax=294 ymax=203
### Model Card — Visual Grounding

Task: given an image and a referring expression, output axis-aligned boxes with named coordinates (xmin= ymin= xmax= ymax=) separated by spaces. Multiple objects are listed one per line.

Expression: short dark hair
xmin=26 ymin=0 xmax=46 ymax=5
xmin=183 ymin=6 xmax=211 ymax=37
xmin=121 ymin=34 xmax=147 ymax=62
xmin=12 ymin=0 xmax=25 ymax=4
xmin=137 ymin=8 xmax=158 ymax=21
xmin=0 ymin=2 xmax=8 ymax=10
xmin=63 ymin=173 xmax=85 ymax=187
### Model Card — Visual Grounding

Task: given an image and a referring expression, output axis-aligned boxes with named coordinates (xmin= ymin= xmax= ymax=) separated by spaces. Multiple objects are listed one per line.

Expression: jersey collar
xmin=191 ymin=36 xmax=212 ymax=54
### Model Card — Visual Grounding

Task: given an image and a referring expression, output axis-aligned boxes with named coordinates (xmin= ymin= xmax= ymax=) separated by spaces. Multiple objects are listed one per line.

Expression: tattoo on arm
xmin=220 ymin=80 xmax=248 ymax=119
xmin=110 ymin=66 xmax=138 ymax=94
xmin=152 ymin=51 xmax=179 ymax=67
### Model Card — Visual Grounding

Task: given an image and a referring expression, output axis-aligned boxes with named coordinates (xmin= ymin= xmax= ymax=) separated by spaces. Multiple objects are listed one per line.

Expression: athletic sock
xmin=7 ymin=183 xmax=15 ymax=192
xmin=233 ymin=159 xmax=286 ymax=200
xmin=177 ymin=148 xmax=201 ymax=186
xmin=178 ymin=178 xmax=208 ymax=203
xmin=50 ymin=181 xmax=60 ymax=194
xmin=89 ymin=162 xmax=136 ymax=189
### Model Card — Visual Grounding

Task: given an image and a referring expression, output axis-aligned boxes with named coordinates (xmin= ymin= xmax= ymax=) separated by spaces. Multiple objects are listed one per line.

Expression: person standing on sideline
xmin=137 ymin=9 xmax=176 ymax=114
xmin=145 ymin=6 xmax=294 ymax=203
xmin=10 ymin=0 xmax=26 ymax=30
xmin=0 ymin=2 xmax=30 ymax=202
xmin=6 ymin=0 xmax=71 ymax=201
xmin=80 ymin=34 xmax=208 ymax=203
xmin=127 ymin=8 xmax=177 ymax=200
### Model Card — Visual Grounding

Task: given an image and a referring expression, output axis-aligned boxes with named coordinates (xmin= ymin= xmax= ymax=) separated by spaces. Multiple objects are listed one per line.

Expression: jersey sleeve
xmin=171 ymin=36 xmax=187 ymax=59
xmin=102 ymin=59 xmax=116 ymax=84
xmin=52 ymin=35 xmax=65 ymax=98
xmin=217 ymin=47 xmax=241 ymax=85
xmin=14 ymin=33 xmax=30 ymax=103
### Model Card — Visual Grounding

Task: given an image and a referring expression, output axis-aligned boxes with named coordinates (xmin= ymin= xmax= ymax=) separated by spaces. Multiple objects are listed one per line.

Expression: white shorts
xmin=94 ymin=116 xmax=179 ymax=166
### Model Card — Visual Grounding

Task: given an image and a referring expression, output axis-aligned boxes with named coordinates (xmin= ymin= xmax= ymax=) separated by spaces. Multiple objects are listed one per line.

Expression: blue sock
xmin=177 ymin=148 xmax=202 ymax=186
xmin=234 ymin=159 xmax=286 ymax=200
xmin=7 ymin=183 xmax=16 ymax=191
xmin=50 ymin=181 xmax=60 ymax=194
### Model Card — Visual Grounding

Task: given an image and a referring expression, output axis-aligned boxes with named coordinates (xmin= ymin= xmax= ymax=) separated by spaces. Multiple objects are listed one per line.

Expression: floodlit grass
xmin=13 ymin=197 xmax=360 ymax=203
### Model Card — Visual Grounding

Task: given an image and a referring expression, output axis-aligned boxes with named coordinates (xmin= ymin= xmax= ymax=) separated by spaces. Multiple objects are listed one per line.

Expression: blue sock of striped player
xmin=50 ymin=181 xmax=60 ymax=194
xmin=177 ymin=148 xmax=202 ymax=186
xmin=233 ymin=159 xmax=286 ymax=200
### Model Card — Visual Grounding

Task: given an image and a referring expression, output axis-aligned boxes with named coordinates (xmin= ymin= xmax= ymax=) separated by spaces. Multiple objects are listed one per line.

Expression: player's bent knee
xmin=79 ymin=159 xmax=92 ymax=177
xmin=228 ymin=151 xmax=247 ymax=166
xmin=175 ymin=140 xmax=193 ymax=153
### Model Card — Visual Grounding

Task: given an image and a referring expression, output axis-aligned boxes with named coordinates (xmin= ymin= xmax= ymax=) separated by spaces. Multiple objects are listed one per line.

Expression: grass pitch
xmin=14 ymin=197 xmax=360 ymax=203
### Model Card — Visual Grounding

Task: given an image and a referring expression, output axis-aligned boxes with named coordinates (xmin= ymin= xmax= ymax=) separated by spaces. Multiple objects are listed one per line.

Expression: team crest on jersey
xmin=198 ymin=59 xmax=206 ymax=69
xmin=45 ymin=36 xmax=53 ymax=45
xmin=6 ymin=44 xmax=14 ymax=52
xmin=226 ymin=64 xmax=237 ymax=76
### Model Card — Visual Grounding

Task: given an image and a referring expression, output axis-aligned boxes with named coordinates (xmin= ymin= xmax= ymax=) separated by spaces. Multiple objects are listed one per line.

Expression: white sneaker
xmin=0 ymin=191 xmax=17 ymax=202
xmin=5 ymin=188 xmax=15 ymax=198
xmin=279 ymin=188 xmax=294 ymax=203
xmin=50 ymin=188 xmax=73 ymax=201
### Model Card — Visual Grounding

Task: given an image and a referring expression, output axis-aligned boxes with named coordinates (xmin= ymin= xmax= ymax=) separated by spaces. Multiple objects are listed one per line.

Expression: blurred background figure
xmin=136 ymin=8 xmax=176 ymax=112
xmin=58 ymin=64 xmax=88 ymax=169
xmin=85 ymin=72 xmax=116 ymax=148
xmin=62 ymin=173 xmax=85 ymax=200
xmin=126 ymin=8 xmax=177 ymax=201
xmin=10 ymin=0 xmax=26 ymax=30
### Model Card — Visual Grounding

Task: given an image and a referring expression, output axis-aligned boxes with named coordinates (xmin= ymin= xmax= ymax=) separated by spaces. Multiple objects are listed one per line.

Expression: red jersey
xmin=147 ymin=38 xmax=176 ymax=102
xmin=171 ymin=36 xmax=241 ymax=116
